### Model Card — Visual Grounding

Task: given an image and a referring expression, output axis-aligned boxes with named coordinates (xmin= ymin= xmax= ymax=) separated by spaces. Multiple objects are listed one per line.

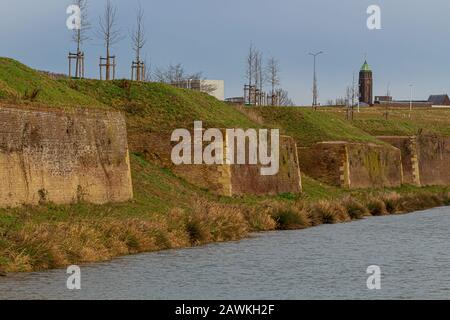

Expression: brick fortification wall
xmin=230 ymin=135 xmax=302 ymax=196
xmin=378 ymin=135 xmax=450 ymax=186
xmin=298 ymin=142 xmax=402 ymax=189
xmin=416 ymin=134 xmax=450 ymax=186
xmin=376 ymin=136 xmax=420 ymax=185
xmin=0 ymin=105 xmax=133 ymax=207
xmin=346 ymin=143 xmax=402 ymax=188
xmin=298 ymin=142 xmax=348 ymax=187
xmin=128 ymin=131 xmax=302 ymax=196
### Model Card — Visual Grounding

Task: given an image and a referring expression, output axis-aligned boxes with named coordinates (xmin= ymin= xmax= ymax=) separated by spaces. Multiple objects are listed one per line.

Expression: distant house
xmin=428 ymin=94 xmax=450 ymax=106
xmin=374 ymin=96 xmax=393 ymax=104
xmin=373 ymin=93 xmax=450 ymax=108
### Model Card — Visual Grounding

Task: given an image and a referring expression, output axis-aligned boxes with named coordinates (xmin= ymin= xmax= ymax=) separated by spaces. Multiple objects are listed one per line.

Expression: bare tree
xmin=97 ymin=0 xmax=122 ymax=80
xmin=72 ymin=0 xmax=90 ymax=52
xmin=131 ymin=5 xmax=146 ymax=62
xmin=153 ymin=63 xmax=217 ymax=94
xmin=245 ymin=43 xmax=258 ymax=104
xmin=168 ymin=64 xmax=186 ymax=83
xmin=154 ymin=63 xmax=200 ymax=83
xmin=71 ymin=0 xmax=90 ymax=77
xmin=245 ymin=44 xmax=268 ymax=105
xmin=153 ymin=67 xmax=166 ymax=83
xmin=253 ymin=50 xmax=259 ymax=88
xmin=245 ymin=44 xmax=256 ymax=87
xmin=143 ymin=56 xmax=152 ymax=82
xmin=276 ymin=89 xmax=294 ymax=106
xmin=346 ymin=85 xmax=354 ymax=120
xmin=254 ymin=50 xmax=264 ymax=104
xmin=266 ymin=56 xmax=280 ymax=105
xmin=131 ymin=5 xmax=146 ymax=80
xmin=335 ymin=97 xmax=346 ymax=106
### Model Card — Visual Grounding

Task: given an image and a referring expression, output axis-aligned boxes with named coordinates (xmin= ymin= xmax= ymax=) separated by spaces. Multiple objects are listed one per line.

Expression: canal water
xmin=1 ymin=207 xmax=450 ymax=300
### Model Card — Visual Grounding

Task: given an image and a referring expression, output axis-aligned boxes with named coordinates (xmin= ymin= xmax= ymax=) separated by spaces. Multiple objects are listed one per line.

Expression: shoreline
xmin=1 ymin=185 xmax=449 ymax=274
xmin=2 ymin=205 xmax=449 ymax=278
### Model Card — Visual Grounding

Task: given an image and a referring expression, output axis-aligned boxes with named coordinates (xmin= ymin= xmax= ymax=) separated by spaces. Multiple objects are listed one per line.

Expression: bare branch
xmin=131 ymin=4 xmax=146 ymax=62
xmin=276 ymin=89 xmax=294 ymax=106
xmin=254 ymin=50 xmax=264 ymax=92
xmin=245 ymin=43 xmax=257 ymax=87
xmin=71 ymin=0 xmax=91 ymax=52
xmin=97 ymin=0 xmax=122 ymax=52
xmin=143 ymin=56 xmax=152 ymax=81
xmin=266 ymin=56 xmax=280 ymax=100
xmin=153 ymin=63 xmax=205 ymax=83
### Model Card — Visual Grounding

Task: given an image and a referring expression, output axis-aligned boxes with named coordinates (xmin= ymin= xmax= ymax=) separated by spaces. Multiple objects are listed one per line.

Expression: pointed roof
xmin=361 ymin=60 xmax=371 ymax=72
xmin=428 ymin=94 xmax=450 ymax=105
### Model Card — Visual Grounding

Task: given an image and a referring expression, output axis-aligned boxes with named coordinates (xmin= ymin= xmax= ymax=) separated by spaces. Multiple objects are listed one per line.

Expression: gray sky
xmin=1 ymin=0 xmax=450 ymax=105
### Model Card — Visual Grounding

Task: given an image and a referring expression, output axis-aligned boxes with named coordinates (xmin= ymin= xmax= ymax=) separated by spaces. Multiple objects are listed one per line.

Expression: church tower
xmin=359 ymin=60 xmax=373 ymax=105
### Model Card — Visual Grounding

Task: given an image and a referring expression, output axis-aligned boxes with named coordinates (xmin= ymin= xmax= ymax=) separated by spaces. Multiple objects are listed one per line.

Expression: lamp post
xmin=409 ymin=84 xmax=413 ymax=118
xmin=309 ymin=51 xmax=323 ymax=110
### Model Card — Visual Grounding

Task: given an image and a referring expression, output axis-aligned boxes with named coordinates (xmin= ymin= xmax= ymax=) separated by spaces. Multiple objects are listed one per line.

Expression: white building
xmin=201 ymin=80 xmax=224 ymax=101
xmin=172 ymin=79 xmax=225 ymax=101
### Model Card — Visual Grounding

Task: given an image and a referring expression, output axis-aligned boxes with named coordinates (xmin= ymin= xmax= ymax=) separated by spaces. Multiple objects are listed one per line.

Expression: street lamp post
xmin=309 ymin=51 xmax=323 ymax=110
xmin=409 ymin=84 xmax=413 ymax=118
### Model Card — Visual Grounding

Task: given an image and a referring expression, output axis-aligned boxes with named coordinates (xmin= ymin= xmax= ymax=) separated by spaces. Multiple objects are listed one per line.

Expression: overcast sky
xmin=1 ymin=0 xmax=450 ymax=105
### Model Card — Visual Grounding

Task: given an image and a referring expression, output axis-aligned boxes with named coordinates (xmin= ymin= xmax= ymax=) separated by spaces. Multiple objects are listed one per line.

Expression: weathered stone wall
xmin=128 ymin=131 xmax=302 ymax=196
xmin=128 ymin=131 xmax=230 ymax=195
xmin=0 ymin=105 xmax=133 ymax=207
xmin=416 ymin=134 xmax=450 ymax=186
xmin=298 ymin=142 xmax=348 ymax=187
xmin=376 ymin=136 xmax=420 ymax=185
xmin=346 ymin=142 xmax=403 ymax=189
xmin=298 ymin=142 xmax=402 ymax=189
xmin=230 ymin=135 xmax=302 ymax=195
xmin=378 ymin=134 xmax=450 ymax=186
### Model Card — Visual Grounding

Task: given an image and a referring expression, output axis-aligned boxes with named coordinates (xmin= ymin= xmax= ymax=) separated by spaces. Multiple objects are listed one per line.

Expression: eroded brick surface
xmin=298 ymin=142 xmax=403 ymax=189
xmin=128 ymin=131 xmax=302 ymax=196
xmin=0 ymin=105 xmax=133 ymax=207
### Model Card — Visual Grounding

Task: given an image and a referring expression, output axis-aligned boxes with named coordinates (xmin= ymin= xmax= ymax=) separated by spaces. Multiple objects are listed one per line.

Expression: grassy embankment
xmin=0 ymin=57 xmax=449 ymax=273
xmin=321 ymin=106 xmax=450 ymax=137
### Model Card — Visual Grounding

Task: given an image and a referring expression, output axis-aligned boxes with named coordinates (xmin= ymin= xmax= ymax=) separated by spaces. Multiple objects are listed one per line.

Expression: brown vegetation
xmin=1 ymin=189 xmax=448 ymax=273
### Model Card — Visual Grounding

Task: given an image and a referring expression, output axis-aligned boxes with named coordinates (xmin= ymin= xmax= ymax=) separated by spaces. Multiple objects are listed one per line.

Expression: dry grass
xmin=381 ymin=192 xmax=401 ymax=214
xmin=186 ymin=201 xmax=248 ymax=244
xmin=309 ymin=200 xmax=350 ymax=225
xmin=240 ymin=206 xmax=277 ymax=232
xmin=342 ymin=197 xmax=369 ymax=219
xmin=1 ymin=189 xmax=449 ymax=273
xmin=5 ymin=217 xmax=197 ymax=272
xmin=395 ymin=192 xmax=444 ymax=213
xmin=264 ymin=201 xmax=310 ymax=230
xmin=366 ymin=199 xmax=388 ymax=216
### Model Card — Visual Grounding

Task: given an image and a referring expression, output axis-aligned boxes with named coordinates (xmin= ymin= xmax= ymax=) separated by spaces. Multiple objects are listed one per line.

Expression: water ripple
xmin=1 ymin=207 xmax=449 ymax=300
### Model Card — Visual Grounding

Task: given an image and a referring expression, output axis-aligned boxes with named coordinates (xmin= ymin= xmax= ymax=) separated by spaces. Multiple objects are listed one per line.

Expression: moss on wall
xmin=0 ymin=105 xmax=133 ymax=207
xmin=298 ymin=142 xmax=402 ymax=189
xmin=128 ymin=131 xmax=302 ymax=196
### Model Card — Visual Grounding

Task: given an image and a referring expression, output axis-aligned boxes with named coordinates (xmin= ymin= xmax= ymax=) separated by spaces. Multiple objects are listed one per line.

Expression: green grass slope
xmin=239 ymin=107 xmax=380 ymax=146
xmin=322 ymin=107 xmax=450 ymax=137
xmin=0 ymin=58 xmax=102 ymax=108
xmin=0 ymin=57 xmax=392 ymax=145
xmin=58 ymin=79 xmax=259 ymax=132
